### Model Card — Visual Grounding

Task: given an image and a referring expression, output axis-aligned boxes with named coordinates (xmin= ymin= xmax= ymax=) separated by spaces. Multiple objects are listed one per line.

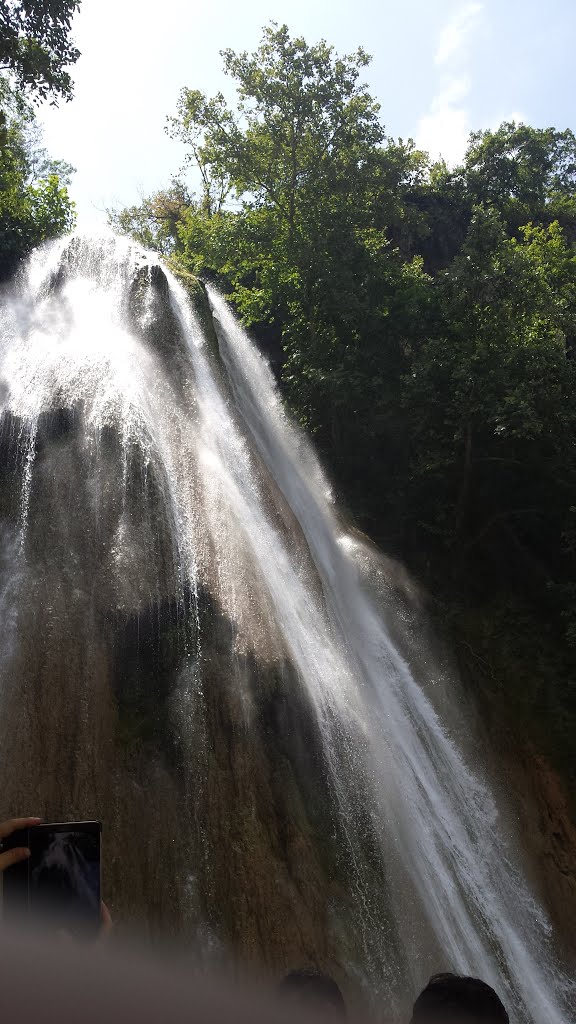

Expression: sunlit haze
xmin=39 ymin=0 xmax=576 ymax=226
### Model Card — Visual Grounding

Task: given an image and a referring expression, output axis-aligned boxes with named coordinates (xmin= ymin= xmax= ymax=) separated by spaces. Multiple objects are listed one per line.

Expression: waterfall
xmin=0 ymin=233 xmax=572 ymax=1023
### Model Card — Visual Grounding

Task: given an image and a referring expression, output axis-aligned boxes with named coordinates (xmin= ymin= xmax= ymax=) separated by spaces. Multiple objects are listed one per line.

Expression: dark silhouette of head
xmin=410 ymin=974 xmax=509 ymax=1023
xmin=278 ymin=969 xmax=346 ymax=1020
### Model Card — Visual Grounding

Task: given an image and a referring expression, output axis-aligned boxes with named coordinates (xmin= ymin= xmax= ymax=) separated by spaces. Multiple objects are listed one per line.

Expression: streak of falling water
xmin=201 ymin=289 xmax=574 ymax=1024
xmin=0 ymin=234 xmax=573 ymax=1024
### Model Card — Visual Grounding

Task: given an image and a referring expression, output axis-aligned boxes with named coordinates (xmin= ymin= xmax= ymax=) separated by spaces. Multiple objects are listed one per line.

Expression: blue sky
xmin=39 ymin=0 xmax=576 ymax=225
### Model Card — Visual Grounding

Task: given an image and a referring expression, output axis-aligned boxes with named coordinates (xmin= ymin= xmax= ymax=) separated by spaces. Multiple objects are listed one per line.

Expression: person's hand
xmin=0 ymin=817 xmax=41 ymax=871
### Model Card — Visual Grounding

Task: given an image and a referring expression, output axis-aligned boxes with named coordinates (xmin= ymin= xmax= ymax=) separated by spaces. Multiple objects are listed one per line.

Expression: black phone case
xmin=2 ymin=828 xmax=31 ymax=921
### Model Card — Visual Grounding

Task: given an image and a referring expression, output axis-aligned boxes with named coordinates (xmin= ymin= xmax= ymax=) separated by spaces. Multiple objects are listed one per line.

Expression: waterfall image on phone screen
xmin=29 ymin=830 xmax=100 ymax=931
xmin=0 ymin=234 xmax=573 ymax=1023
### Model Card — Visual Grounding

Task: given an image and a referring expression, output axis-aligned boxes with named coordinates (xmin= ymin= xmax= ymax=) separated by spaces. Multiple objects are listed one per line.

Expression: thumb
xmin=100 ymin=901 xmax=112 ymax=931
xmin=0 ymin=847 xmax=30 ymax=872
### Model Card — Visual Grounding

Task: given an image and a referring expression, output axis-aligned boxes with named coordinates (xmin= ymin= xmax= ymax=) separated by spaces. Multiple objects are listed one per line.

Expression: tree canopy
xmin=0 ymin=1 xmax=78 ymax=277
xmin=0 ymin=94 xmax=75 ymax=279
xmin=0 ymin=0 xmax=80 ymax=102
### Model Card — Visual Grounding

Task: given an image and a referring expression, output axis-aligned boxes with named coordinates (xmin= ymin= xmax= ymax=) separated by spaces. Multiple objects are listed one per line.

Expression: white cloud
xmin=490 ymin=109 xmax=526 ymax=130
xmin=416 ymin=77 xmax=472 ymax=165
xmin=435 ymin=2 xmax=483 ymax=66
xmin=416 ymin=3 xmax=485 ymax=165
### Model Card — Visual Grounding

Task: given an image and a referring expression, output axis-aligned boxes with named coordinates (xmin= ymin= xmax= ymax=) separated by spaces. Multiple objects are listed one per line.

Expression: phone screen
xmin=27 ymin=824 xmax=101 ymax=937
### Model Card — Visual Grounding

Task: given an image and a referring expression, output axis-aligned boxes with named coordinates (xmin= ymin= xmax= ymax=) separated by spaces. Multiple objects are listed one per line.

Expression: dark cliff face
xmin=498 ymin=741 xmax=576 ymax=969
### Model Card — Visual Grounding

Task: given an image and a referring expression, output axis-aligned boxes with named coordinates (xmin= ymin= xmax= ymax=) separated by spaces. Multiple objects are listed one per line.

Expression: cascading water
xmin=0 ymin=233 xmax=572 ymax=1022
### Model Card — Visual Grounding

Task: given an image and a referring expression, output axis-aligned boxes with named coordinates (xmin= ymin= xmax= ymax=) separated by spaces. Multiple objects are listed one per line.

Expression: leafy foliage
xmin=111 ymin=181 xmax=192 ymax=256
xmin=0 ymin=86 xmax=75 ymax=279
xmin=113 ymin=24 xmax=576 ymax=786
xmin=0 ymin=0 xmax=77 ymax=276
xmin=0 ymin=0 xmax=80 ymax=102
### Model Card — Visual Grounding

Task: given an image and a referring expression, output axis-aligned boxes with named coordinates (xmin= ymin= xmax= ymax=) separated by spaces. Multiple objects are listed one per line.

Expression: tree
xmin=165 ymin=23 xmax=386 ymax=312
xmin=0 ymin=94 xmax=75 ymax=279
xmin=462 ymin=122 xmax=576 ymax=233
xmin=0 ymin=0 xmax=79 ymax=273
xmin=0 ymin=0 xmax=80 ymax=102
xmin=110 ymin=181 xmax=192 ymax=256
xmin=403 ymin=208 xmax=576 ymax=557
xmin=399 ymin=207 xmax=576 ymax=772
xmin=168 ymin=23 xmax=384 ymax=224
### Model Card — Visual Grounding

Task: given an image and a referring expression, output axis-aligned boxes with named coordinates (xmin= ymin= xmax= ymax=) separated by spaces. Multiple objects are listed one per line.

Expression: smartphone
xmin=2 ymin=821 xmax=101 ymax=939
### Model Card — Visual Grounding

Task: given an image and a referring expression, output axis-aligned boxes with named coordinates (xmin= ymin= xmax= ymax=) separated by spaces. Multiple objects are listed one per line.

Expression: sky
xmin=39 ymin=0 xmax=576 ymax=226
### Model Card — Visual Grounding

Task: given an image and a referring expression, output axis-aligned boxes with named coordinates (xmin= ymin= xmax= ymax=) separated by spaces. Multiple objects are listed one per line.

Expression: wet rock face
xmin=0 ymin=401 xmax=192 ymax=933
xmin=128 ymin=263 xmax=190 ymax=373
xmin=503 ymin=745 xmax=576 ymax=966
xmin=0 ymin=266 xmax=384 ymax=993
